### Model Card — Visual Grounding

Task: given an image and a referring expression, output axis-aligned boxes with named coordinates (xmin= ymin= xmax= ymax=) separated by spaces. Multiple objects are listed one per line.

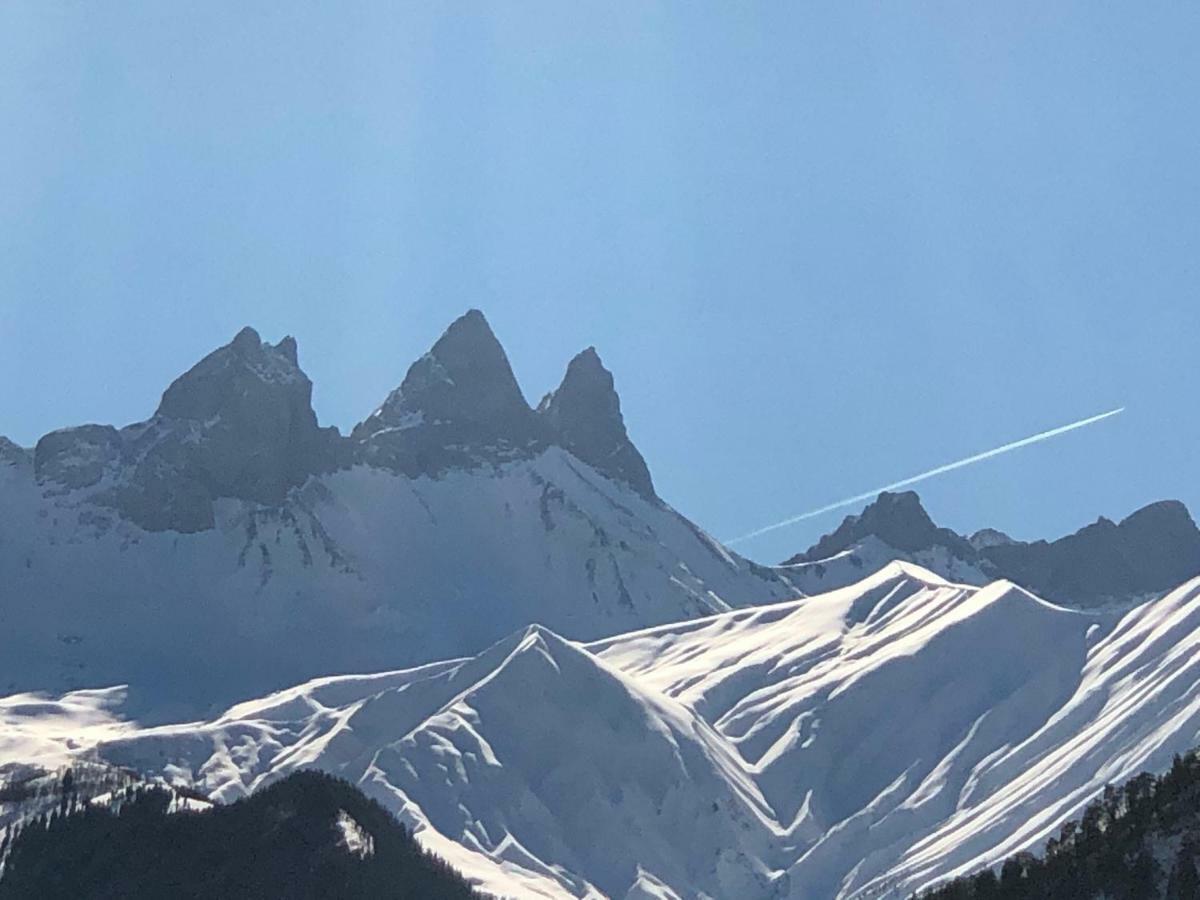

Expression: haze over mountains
xmin=0 ymin=311 xmax=799 ymax=717
xmin=2 ymin=310 xmax=1197 ymax=721
xmin=4 ymin=310 xmax=1200 ymax=897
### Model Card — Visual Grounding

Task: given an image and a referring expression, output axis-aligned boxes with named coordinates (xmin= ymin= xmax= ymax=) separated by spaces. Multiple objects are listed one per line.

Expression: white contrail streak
xmin=725 ymin=406 xmax=1125 ymax=547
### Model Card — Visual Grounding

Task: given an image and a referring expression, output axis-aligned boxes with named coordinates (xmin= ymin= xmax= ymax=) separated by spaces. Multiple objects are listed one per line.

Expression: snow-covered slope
xmin=0 ymin=312 xmax=797 ymax=718
xmin=15 ymin=565 xmax=1198 ymax=899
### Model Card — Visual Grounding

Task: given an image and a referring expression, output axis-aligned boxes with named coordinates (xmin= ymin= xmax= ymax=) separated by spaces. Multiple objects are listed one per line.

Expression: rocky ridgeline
xmin=21 ymin=310 xmax=654 ymax=533
xmin=787 ymin=490 xmax=1200 ymax=608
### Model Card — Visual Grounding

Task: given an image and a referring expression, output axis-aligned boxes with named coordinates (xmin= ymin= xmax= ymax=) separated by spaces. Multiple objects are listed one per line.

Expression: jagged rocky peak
xmin=138 ymin=325 xmax=343 ymax=505
xmin=789 ymin=490 xmax=976 ymax=564
xmin=981 ymin=499 xmax=1200 ymax=603
xmin=34 ymin=327 xmax=344 ymax=533
xmin=785 ymin=489 xmax=1200 ymax=608
xmin=353 ymin=309 xmax=542 ymax=475
xmin=156 ymin=326 xmax=309 ymax=421
xmin=362 ymin=309 xmax=531 ymax=431
xmin=968 ymin=527 xmax=1016 ymax=551
xmin=538 ymin=346 xmax=655 ymax=498
xmin=34 ymin=424 xmax=124 ymax=489
xmin=0 ymin=435 xmax=32 ymax=468
xmin=1120 ymin=499 xmax=1197 ymax=536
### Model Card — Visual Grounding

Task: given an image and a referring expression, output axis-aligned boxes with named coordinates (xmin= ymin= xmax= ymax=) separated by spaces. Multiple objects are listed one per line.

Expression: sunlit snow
xmin=8 ymin=564 xmax=1200 ymax=898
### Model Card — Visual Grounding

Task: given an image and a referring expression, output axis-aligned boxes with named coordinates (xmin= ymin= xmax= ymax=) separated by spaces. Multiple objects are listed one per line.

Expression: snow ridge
xmin=9 ymin=566 xmax=1189 ymax=898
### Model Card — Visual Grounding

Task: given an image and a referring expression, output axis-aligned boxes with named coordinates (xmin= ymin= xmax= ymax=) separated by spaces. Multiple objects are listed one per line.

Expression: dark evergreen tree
xmin=0 ymin=770 xmax=482 ymax=899
xmin=1166 ymin=841 xmax=1199 ymax=900
xmin=922 ymin=750 xmax=1200 ymax=900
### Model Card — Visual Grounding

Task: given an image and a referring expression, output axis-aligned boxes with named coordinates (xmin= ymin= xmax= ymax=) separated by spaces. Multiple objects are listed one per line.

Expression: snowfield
xmin=9 ymin=564 xmax=1200 ymax=898
xmin=0 ymin=447 xmax=797 ymax=720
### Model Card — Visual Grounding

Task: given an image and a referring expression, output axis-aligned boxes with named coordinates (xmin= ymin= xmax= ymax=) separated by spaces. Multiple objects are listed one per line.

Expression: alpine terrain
xmin=3 ymin=314 xmax=1199 ymax=899
xmin=5 ymin=563 xmax=1200 ymax=898
xmin=0 ymin=311 xmax=798 ymax=718
xmin=783 ymin=490 xmax=1200 ymax=608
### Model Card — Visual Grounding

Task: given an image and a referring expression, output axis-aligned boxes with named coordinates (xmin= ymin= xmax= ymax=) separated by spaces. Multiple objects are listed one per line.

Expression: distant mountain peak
xmin=538 ymin=346 xmax=655 ymax=498
xmin=787 ymin=491 xmax=1200 ymax=608
xmin=0 ymin=435 xmax=32 ymax=468
xmin=156 ymin=326 xmax=309 ymax=421
xmin=34 ymin=328 xmax=342 ymax=532
xmin=968 ymin=527 xmax=1016 ymax=551
xmin=1121 ymin=498 xmax=1195 ymax=530
xmin=276 ymin=334 xmax=299 ymax=366
xmin=788 ymin=490 xmax=976 ymax=565
xmin=352 ymin=310 xmax=540 ymax=475
xmin=231 ymin=324 xmax=261 ymax=350
xmin=407 ymin=308 xmax=531 ymax=422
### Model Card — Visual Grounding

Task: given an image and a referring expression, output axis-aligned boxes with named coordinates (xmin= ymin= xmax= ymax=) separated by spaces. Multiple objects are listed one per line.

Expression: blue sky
xmin=2 ymin=2 xmax=1197 ymax=564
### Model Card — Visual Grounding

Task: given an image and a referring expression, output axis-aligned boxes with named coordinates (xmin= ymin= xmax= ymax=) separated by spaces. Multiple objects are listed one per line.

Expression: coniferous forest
xmin=919 ymin=751 xmax=1200 ymax=900
xmin=0 ymin=770 xmax=482 ymax=899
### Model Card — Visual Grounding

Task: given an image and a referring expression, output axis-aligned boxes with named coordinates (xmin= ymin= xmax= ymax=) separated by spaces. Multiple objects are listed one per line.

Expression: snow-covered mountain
xmin=0 ymin=311 xmax=797 ymax=719
xmin=783 ymin=490 xmax=1200 ymax=608
xmin=14 ymin=564 xmax=1198 ymax=899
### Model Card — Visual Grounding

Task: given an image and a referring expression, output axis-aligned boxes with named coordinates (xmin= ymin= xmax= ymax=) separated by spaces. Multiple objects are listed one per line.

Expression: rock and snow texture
xmin=0 ymin=312 xmax=797 ymax=717
xmin=335 ymin=809 xmax=376 ymax=860
xmin=537 ymin=347 xmax=655 ymax=499
xmin=351 ymin=309 xmax=544 ymax=478
xmin=784 ymin=490 xmax=1200 ymax=608
xmin=29 ymin=564 xmax=1200 ymax=899
xmin=32 ymin=326 xmax=345 ymax=533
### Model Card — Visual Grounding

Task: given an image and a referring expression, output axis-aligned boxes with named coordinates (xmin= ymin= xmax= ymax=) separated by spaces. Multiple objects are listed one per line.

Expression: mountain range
xmin=7 ymin=562 xmax=1200 ymax=898
xmin=5 ymin=310 xmax=1194 ymax=720
xmin=0 ymin=311 xmax=798 ymax=718
xmin=5 ymin=310 xmax=1200 ymax=898
xmin=783 ymin=490 xmax=1200 ymax=608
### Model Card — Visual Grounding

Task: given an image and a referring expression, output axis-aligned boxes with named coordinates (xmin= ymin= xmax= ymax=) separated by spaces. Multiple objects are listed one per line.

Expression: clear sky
xmin=2 ymin=2 xmax=1197 ymax=564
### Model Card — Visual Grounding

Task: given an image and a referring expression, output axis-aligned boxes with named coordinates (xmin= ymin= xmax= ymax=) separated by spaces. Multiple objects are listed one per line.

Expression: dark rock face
xmin=968 ymin=527 xmax=1016 ymax=551
xmin=149 ymin=326 xmax=343 ymax=504
xmin=538 ymin=347 xmax=655 ymax=498
xmin=352 ymin=309 xmax=545 ymax=476
xmin=788 ymin=491 xmax=1200 ymax=607
xmin=34 ymin=328 xmax=345 ymax=533
xmin=34 ymin=425 xmax=124 ymax=489
xmin=787 ymin=491 xmax=978 ymax=565
xmin=27 ymin=310 xmax=663 ymax=532
xmin=0 ymin=436 xmax=32 ymax=468
xmin=980 ymin=500 xmax=1200 ymax=604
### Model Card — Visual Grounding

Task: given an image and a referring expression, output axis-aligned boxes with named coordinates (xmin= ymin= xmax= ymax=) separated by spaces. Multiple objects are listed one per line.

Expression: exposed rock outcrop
xmin=538 ymin=347 xmax=655 ymax=498
xmin=352 ymin=310 xmax=544 ymax=476
xmin=34 ymin=327 xmax=344 ymax=532
xmin=787 ymin=491 xmax=1200 ymax=607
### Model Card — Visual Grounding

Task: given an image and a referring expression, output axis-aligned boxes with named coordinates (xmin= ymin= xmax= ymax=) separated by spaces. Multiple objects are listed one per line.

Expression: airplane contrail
xmin=724 ymin=406 xmax=1125 ymax=547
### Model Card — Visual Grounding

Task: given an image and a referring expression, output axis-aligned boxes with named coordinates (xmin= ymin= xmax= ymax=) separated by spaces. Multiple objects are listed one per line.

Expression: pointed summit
xmin=788 ymin=491 xmax=977 ymax=564
xmin=140 ymin=327 xmax=342 ymax=521
xmin=0 ymin=435 xmax=32 ymax=469
xmin=395 ymin=309 xmax=531 ymax=427
xmin=275 ymin=335 xmax=299 ymax=366
xmin=539 ymin=347 xmax=655 ymax=498
xmin=157 ymin=326 xmax=306 ymax=421
xmin=353 ymin=310 xmax=541 ymax=475
xmin=33 ymin=328 xmax=345 ymax=532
